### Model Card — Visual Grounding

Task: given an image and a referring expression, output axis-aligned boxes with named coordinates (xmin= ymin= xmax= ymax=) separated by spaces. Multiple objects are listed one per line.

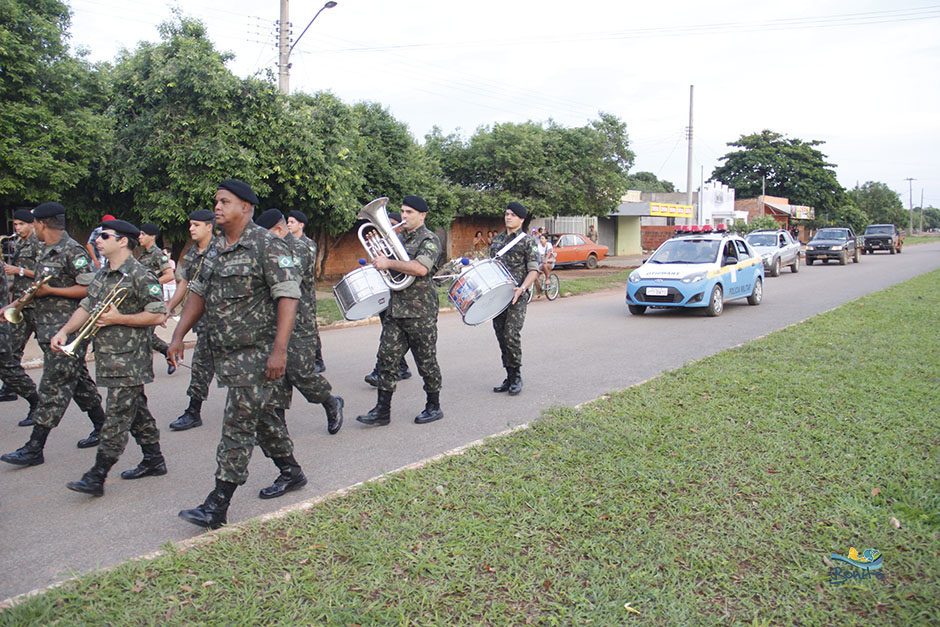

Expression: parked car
xmin=745 ymin=229 xmax=801 ymax=276
xmin=805 ymin=227 xmax=860 ymax=265
xmin=625 ymin=229 xmax=764 ymax=317
xmin=862 ymin=224 xmax=903 ymax=255
xmin=548 ymin=233 xmax=608 ymax=269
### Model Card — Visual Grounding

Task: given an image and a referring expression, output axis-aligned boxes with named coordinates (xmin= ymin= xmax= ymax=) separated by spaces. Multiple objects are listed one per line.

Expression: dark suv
xmin=805 ymin=227 xmax=860 ymax=266
xmin=863 ymin=224 xmax=903 ymax=255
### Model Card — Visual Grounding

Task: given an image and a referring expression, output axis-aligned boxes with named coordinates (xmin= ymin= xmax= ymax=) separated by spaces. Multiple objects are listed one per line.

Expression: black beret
xmin=255 ymin=208 xmax=286 ymax=230
xmin=100 ymin=219 xmax=140 ymax=239
xmin=507 ymin=201 xmax=527 ymax=219
xmin=33 ymin=202 xmax=66 ymax=219
xmin=387 ymin=211 xmax=402 ymax=223
xmin=218 ymin=179 xmax=259 ymax=205
xmin=189 ymin=209 xmax=215 ymax=222
xmin=402 ymin=194 xmax=428 ymax=213
xmin=12 ymin=209 xmax=34 ymax=223
xmin=289 ymin=210 xmax=308 ymax=225
xmin=140 ymin=223 xmax=161 ymax=236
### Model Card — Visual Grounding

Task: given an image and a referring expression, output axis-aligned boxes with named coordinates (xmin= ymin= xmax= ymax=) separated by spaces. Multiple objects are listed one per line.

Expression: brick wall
xmin=641 ymin=225 xmax=676 ymax=251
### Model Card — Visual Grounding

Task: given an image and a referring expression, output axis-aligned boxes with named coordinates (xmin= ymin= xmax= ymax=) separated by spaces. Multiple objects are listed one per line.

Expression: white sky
xmin=65 ymin=0 xmax=940 ymax=208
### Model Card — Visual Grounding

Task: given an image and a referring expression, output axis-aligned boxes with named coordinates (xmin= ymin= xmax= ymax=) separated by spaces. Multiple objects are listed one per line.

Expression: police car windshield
xmin=649 ymin=239 xmax=720 ymax=264
xmin=746 ymin=233 xmax=777 ymax=246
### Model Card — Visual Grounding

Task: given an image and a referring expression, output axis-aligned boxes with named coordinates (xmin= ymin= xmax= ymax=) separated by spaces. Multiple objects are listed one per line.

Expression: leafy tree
xmin=624 ymin=171 xmax=676 ymax=193
xmin=732 ymin=215 xmax=780 ymax=234
xmin=0 ymin=0 xmax=111 ymax=214
xmin=710 ymin=130 xmax=846 ymax=221
xmin=846 ymin=181 xmax=906 ymax=226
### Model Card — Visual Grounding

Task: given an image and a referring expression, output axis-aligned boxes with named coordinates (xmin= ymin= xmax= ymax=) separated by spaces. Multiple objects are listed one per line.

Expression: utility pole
xmin=920 ymin=189 xmax=924 ymax=233
xmin=905 ymin=177 xmax=915 ymax=235
xmin=685 ymin=85 xmax=694 ymax=211
xmin=278 ymin=0 xmax=290 ymax=95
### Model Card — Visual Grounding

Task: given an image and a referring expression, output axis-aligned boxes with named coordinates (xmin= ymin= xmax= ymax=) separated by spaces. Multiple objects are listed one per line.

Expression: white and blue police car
xmin=626 ymin=225 xmax=764 ymax=316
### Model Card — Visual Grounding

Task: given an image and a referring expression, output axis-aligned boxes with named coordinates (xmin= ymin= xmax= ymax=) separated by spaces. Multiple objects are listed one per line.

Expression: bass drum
xmin=448 ymin=258 xmax=516 ymax=326
xmin=333 ymin=266 xmax=390 ymax=321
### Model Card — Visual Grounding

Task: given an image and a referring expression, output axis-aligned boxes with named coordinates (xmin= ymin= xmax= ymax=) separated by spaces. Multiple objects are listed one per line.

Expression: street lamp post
xmin=278 ymin=1 xmax=338 ymax=95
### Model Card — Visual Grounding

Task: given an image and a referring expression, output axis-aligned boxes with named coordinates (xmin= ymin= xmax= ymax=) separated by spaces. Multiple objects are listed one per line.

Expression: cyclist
xmin=538 ymin=234 xmax=555 ymax=282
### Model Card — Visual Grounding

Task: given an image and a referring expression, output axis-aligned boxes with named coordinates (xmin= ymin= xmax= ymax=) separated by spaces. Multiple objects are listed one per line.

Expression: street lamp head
xmin=325 ymin=1 xmax=338 ymax=8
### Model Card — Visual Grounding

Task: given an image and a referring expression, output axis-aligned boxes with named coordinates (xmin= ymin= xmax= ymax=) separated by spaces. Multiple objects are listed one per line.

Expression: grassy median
xmin=4 ymin=270 xmax=938 ymax=625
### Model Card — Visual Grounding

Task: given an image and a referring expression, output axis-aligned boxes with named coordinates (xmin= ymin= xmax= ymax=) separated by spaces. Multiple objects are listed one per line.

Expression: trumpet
xmin=4 ymin=275 xmax=52 ymax=323
xmin=60 ymin=279 xmax=129 ymax=358
xmin=357 ymin=197 xmax=414 ymax=291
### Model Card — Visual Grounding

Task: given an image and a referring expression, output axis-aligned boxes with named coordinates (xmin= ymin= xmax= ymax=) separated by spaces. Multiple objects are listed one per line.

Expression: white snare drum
xmin=333 ymin=266 xmax=390 ymax=321
xmin=448 ymin=258 xmax=516 ymax=325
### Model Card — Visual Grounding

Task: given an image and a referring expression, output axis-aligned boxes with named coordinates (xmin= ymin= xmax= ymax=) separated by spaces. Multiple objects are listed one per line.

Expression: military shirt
xmin=10 ymin=232 xmax=43 ymax=301
xmin=139 ymin=244 xmax=172 ymax=278
xmin=490 ymin=230 xmax=539 ymax=286
xmin=388 ymin=224 xmax=443 ymax=319
xmin=189 ymin=222 xmax=301 ymax=387
xmin=33 ymin=232 xmax=96 ymax=340
xmin=283 ymin=234 xmax=317 ymax=339
xmin=181 ymin=240 xmax=214 ymax=334
xmin=80 ymin=256 xmax=166 ymax=387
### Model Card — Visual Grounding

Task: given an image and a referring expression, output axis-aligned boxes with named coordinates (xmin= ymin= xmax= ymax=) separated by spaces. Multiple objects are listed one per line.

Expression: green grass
xmin=6 ymin=270 xmax=938 ymax=625
xmin=905 ymin=234 xmax=940 ymax=246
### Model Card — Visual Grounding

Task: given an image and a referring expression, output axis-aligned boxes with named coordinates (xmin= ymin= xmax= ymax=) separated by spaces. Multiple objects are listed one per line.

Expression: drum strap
xmin=495 ymin=231 xmax=527 ymax=258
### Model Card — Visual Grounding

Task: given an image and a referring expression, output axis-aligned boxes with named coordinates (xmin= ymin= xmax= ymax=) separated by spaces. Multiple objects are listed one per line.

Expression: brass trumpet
xmin=60 ymin=280 xmax=129 ymax=358
xmin=4 ymin=275 xmax=52 ymax=323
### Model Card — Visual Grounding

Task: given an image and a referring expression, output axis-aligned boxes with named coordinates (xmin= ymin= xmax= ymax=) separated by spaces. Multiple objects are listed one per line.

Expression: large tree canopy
xmin=710 ymin=130 xmax=846 ymax=221
xmin=846 ymin=181 xmax=906 ymax=226
xmin=624 ymin=171 xmax=676 ymax=193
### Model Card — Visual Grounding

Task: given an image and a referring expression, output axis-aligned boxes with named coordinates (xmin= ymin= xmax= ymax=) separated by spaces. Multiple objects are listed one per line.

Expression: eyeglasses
xmin=98 ymin=232 xmax=125 ymax=241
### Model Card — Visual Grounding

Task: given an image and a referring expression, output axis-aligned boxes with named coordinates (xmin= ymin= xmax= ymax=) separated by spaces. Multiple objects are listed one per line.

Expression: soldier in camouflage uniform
xmin=169 ymin=179 xmax=302 ymax=530
xmin=166 ymin=210 xmax=217 ymax=431
xmin=137 ymin=223 xmax=175 ymax=375
xmin=286 ymin=209 xmax=326 ymax=373
xmin=1 ymin=203 xmax=107 ymax=467
xmin=52 ymin=220 xmax=168 ymax=497
xmin=356 ymin=195 xmax=445 ymax=427
xmin=1 ymin=209 xmax=42 ymax=417
xmin=489 ymin=202 xmax=539 ymax=396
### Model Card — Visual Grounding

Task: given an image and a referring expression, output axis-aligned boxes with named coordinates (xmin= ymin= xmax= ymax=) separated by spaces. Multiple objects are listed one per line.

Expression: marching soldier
xmin=285 ymin=210 xmax=325 ymax=373
xmin=53 ymin=219 xmax=168 ymax=496
xmin=168 ymin=179 xmax=303 ymax=530
xmin=356 ymin=195 xmax=444 ymax=427
xmin=166 ymin=209 xmax=217 ymax=431
xmin=256 ymin=208 xmax=343 ymax=444
xmin=489 ymin=202 xmax=539 ymax=395
xmin=137 ymin=223 xmax=175 ymax=375
xmin=1 ymin=202 xmax=106 ymax=467
xmin=0 ymin=247 xmax=41 ymax=426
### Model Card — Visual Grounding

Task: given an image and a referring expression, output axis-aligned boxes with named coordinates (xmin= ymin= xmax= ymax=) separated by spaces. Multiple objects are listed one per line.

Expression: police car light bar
xmin=715 ymin=224 xmax=728 ymax=232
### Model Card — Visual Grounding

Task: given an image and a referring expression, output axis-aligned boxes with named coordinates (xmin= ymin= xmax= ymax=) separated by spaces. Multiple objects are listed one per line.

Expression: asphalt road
xmin=1 ymin=242 xmax=938 ymax=601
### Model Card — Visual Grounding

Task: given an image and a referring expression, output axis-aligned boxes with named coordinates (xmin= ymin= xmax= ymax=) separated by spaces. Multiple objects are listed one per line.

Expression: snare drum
xmin=447 ymin=258 xmax=516 ymax=325
xmin=333 ymin=266 xmax=390 ymax=321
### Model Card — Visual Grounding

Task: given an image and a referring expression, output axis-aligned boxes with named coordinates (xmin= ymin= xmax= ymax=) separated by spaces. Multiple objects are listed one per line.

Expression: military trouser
xmin=282 ymin=335 xmax=331 ymax=407
xmin=99 ymin=385 xmax=159 ymax=460
xmin=186 ymin=332 xmax=215 ymax=402
xmin=216 ymin=383 xmax=294 ymax=485
xmin=32 ymin=340 xmax=103 ymax=430
xmin=376 ymin=315 xmax=441 ymax=394
xmin=150 ymin=329 xmax=168 ymax=356
xmin=9 ymin=308 xmax=37 ymax=365
xmin=492 ymin=297 xmax=527 ymax=370
xmin=0 ymin=321 xmax=37 ymax=399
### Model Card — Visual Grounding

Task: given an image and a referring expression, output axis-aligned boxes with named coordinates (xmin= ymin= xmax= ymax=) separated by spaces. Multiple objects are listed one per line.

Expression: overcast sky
xmin=65 ymin=0 xmax=940 ymax=208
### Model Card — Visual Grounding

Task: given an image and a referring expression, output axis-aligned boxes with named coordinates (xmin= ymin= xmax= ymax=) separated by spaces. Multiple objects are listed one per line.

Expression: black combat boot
xmin=397 ymin=357 xmax=412 ymax=380
xmin=493 ymin=368 xmax=514 ymax=393
xmin=508 ymin=368 xmax=523 ymax=396
xmin=1 ymin=424 xmax=51 ymax=466
xmin=66 ymin=451 xmax=117 ymax=496
xmin=166 ymin=359 xmax=176 ymax=376
xmin=18 ymin=392 xmax=40 ymax=427
xmin=364 ymin=368 xmax=379 ymax=387
xmin=324 ymin=395 xmax=344 ymax=435
xmin=0 ymin=384 xmax=18 ymax=402
xmin=259 ymin=455 xmax=308 ymax=499
xmin=120 ymin=442 xmax=168 ymax=479
xmin=169 ymin=397 xmax=203 ymax=431
xmin=356 ymin=389 xmax=392 ymax=426
xmin=179 ymin=479 xmax=238 ymax=530
xmin=77 ymin=406 xmax=105 ymax=449
xmin=314 ymin=347 xmax=325 ymax=374
xmin=414 ymin=391 xmax=444 ymax=424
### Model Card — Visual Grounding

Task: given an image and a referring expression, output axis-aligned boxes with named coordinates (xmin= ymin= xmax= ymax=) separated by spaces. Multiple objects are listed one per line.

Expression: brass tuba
xmin=60 ymin=278 xmax=129 ymax=358
xmin=4 ymin=275 xmax=52 ymax=323
xmin=356 ymin=197 xmax=414 ymax=291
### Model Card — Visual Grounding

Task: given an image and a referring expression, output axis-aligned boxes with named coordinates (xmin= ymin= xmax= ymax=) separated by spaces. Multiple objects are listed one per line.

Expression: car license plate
xmin=646 ymin=287 xmax=668 ymax=296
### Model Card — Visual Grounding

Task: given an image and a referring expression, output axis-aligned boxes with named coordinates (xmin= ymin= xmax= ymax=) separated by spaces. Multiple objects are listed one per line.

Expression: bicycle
xmin=527 ymin=272 xmax=560 ymax=302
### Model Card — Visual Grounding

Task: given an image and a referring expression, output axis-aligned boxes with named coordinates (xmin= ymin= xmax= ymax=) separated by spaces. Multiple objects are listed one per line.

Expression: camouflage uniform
xmin=180 ymin=243 xmax=215 ymax=401
xmin=489 ymin=230 xmax=539 ymax=370
xmin=80 ymin=256 xmax=166 ymax=460
xmin=8 ymin=232 xmax=43 ymax=366
xmin=188 ymin=222 xmax=301 ymax=485
xmin=375 ymin=225 xmax=443 ymax=393
xmin=137 ymin=244 xmax=171 ymax=356
xmin=31 ymin=233 xmax=104 ymax=429
xmin=293 ymin=233 xmax=322 ymax=354
xmin=0 ymin=269 xmax=39 ymax=400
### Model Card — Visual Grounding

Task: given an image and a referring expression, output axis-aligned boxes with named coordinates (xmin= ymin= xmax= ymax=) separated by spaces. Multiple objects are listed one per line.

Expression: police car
xmin=626 ymin=225 xmax=764 ymax=316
